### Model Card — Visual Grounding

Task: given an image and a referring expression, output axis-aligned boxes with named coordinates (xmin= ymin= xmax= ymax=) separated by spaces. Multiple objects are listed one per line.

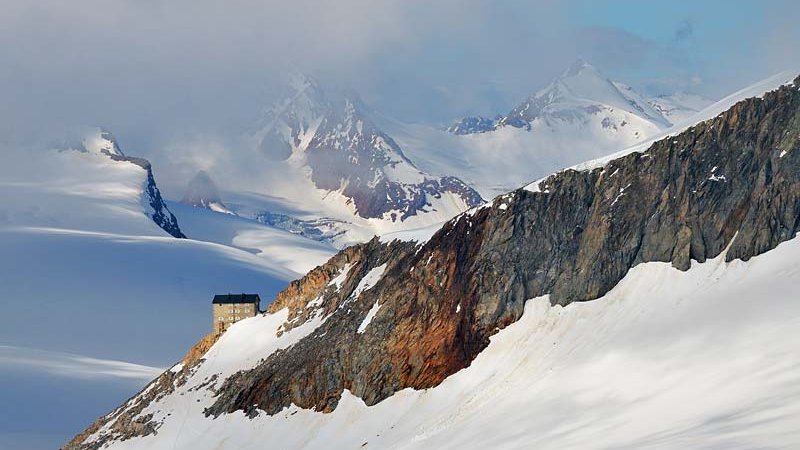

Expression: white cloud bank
xmin=0 ymin=345 xmax=162 ymax=381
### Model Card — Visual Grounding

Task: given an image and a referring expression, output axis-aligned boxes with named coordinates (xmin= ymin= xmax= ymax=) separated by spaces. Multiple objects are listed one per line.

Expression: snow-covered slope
xmin=167 ymin=201 xmax=334 ymax=276
xmin=67 ymin=71 xmax=800 ymax=450
xmin=396 ymin=61 xmax=687 ymax=198
xmin=0 ymin=137 xmax=334 ymax=445
xmin=0 ymin=138 xmax=326 ymax=360
xmin=72 ymin=237 xmax=800 ymax=450
xmin=647 ymin=91 xmax=714 ymax=124
xmin=552 ymin=70 xmax=800 ymax=178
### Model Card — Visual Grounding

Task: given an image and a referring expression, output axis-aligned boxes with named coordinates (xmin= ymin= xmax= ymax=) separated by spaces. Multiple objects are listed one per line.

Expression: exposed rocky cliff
xmin=66 ymin=75 xmax=800 ymax=449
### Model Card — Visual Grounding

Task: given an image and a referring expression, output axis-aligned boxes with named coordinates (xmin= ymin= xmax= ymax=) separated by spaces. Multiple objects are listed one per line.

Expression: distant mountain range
xmin=178 ymin=63 xmax=711 ymax=246
xmin=446 ymin=59 xmax=710 ymax=135
xmin=380 ymin=60 xmax=713 ymax=200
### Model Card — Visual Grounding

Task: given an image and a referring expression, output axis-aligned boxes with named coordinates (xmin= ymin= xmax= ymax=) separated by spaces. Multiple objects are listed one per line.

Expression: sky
xmin=1 ymin=0 xmax=798 ymax=187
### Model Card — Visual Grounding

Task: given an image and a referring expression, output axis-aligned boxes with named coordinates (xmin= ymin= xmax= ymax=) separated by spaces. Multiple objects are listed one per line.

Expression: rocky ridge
xmin=66 ymin=75 xmax=800 ymax=449
xmin=81 ymin=130 xmax=185 ymax=238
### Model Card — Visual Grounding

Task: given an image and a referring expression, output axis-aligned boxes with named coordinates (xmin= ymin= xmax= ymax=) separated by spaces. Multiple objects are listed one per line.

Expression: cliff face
xmin=66 ymin=75 xmax=800 ymax=449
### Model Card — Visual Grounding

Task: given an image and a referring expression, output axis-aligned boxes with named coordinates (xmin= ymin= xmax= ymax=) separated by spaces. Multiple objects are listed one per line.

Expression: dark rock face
xmin=445 ymin=115 xmax=498 ymax=134
xmin=142 ymin=165 xmax=185 ymax=239
xmin=67 ymin=76 xmax=800 ymax=448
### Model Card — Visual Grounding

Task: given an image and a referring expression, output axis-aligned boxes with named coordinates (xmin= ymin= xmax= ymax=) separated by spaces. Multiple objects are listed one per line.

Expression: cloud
xmin=0 ymin=345 xmax=163 ymax=381
xmin=0 ymin=0 xmax=459 ymax=141
xmin=0 ymin=0 xmax=797 ymax=177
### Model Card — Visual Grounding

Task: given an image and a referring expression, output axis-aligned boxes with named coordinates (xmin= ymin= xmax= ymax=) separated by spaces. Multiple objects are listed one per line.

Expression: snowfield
xmin=101 ymin=234 xmax=800 ymax=450
xmin=0 ymin=147 xmax=309 ymax=363
xmin=0 ymin=145 xmax=334 ymax=446
xmin=167 ymin=201 xmax=334 ymax=277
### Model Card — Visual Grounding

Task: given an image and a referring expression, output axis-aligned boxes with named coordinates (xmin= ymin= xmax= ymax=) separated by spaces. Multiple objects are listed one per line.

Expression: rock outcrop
xmin=180 ymin=170 xmax=230 ymax=214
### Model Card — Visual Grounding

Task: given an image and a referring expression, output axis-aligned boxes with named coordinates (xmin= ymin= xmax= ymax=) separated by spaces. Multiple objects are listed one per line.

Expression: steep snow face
xmin=236 ymin=76 xmax=483 ymax=247
xmin=77 ymin=129 xmax=185 ymax=238
xmin=78 ymin=235 xmax=800 ymax=450
xmin=3 ymin=142 xmax=169 ymax=237
xmin=398 ymin=61 xmax=679 ymax=198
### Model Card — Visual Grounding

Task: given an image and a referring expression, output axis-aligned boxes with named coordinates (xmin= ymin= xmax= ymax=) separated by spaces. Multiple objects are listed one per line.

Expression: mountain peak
xmin=181 ymin=170 xmax=232 ymax=214
xmin=287 ymin=72 xmax=321 ymax=95
xmin=81 ymin=128 xmax=124 ymax=157
xmin=560 ymin=58 xmax=600 ymax=78
xmin=253 ymin=75 xmax=483 ymax=224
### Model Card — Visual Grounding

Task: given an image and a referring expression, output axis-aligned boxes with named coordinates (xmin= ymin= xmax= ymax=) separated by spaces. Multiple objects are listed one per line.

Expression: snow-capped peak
xmin=81 ymin=128 xmax=124 ymax=157
xmin=253 ymin=74 xmax=331 ymax=160
xmin=560 ymin=57 xmax=595 ymax=77
xmin=249 ymin=77 xmax=483 ymax=225
xmin=509 ymin=59 xmax=670 ymax=128
xmin=449 ymin=60 xmax=673 ymax=134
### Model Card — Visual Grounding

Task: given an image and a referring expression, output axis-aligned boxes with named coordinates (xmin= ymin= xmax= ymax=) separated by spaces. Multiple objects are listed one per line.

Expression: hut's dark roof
xmin=212 ymin=293 xmax=261 ymax=304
